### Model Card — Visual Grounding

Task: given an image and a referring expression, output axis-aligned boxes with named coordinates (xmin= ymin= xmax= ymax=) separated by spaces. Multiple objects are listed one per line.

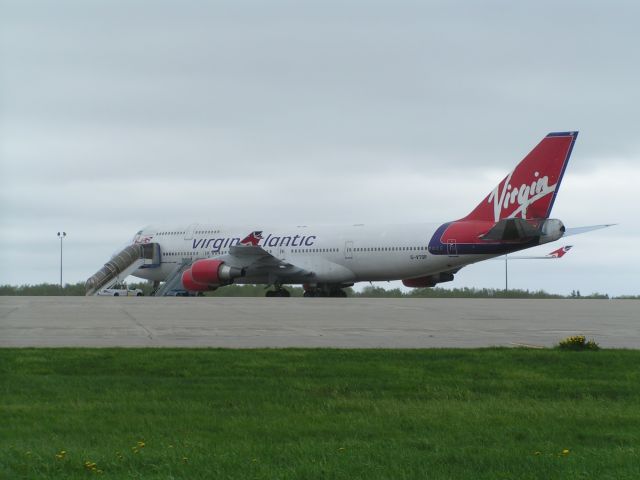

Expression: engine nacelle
xmin=181 ymin=268 xmax=213 ymax=292
xmin=402 ymin=272 xmax=455 ymax=288
xmin=191 ymin=259 xmax=243 ymax=285
xmin=539 ymin=218 xmax=565 ymax=244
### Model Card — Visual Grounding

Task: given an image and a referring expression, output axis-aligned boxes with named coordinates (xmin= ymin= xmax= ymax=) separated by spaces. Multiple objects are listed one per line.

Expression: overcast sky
xmin=1 ymin=0 xmax=638 ymax=295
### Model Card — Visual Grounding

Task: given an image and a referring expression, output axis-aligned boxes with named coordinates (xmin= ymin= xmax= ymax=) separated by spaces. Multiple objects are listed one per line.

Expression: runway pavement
xmin=0 ymin=296 xmax=638 ymax=348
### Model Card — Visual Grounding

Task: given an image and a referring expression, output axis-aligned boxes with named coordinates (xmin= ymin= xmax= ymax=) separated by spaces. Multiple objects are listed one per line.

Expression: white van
xmin=97 ymin=284 xmax=144 ymax=296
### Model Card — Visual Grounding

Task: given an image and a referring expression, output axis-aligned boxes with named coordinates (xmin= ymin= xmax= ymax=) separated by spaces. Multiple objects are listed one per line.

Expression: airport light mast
xmin=505 ymin=254 xmax=508 ymax=294
xmin=57 ymin=231 xmax=66 ymax=289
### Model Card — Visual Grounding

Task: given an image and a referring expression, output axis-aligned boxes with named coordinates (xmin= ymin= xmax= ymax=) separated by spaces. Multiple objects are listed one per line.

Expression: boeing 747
xmin=86 ymin=131 xmax=611 ymax=297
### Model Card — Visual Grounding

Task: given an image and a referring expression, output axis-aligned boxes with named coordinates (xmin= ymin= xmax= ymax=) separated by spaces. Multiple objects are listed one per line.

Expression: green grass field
xmin=1 ymin=349 xmax=639 ymax=479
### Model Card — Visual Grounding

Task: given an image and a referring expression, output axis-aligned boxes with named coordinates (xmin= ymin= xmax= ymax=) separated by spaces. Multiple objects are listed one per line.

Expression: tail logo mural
xmin=488 ymin=171 xmax=555 ymax=222
xmin=463 ymin=131 xmax=578 ymax=222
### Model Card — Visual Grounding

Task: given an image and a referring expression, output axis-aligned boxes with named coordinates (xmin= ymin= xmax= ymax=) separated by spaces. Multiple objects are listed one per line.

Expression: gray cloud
xmin=1 ymin=0 xmax=638 ymax=294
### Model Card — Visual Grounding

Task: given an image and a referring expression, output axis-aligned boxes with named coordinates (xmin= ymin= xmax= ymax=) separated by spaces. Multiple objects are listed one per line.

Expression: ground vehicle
xmin=165 ymin=289 xmax=191 ymax=297
xmin=97 ymin=285 xmax=144 ymax=296
xmin=165 ymin=289 xmax=203 ymax=297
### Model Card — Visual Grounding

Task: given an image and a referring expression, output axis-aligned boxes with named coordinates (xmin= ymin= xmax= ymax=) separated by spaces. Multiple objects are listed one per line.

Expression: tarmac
xmin=0 ymin=296 xmax=637 ymax=348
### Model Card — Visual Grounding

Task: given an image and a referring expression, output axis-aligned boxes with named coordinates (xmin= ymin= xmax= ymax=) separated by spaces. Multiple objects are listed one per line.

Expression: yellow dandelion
xmin=561 ymin=449 xmax=570 ymax=456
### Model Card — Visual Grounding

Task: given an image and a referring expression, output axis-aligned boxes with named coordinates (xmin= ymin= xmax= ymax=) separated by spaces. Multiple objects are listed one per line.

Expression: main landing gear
xmin=303 ymin=285 xmax=348 ymax=298
xmin=265 ymin=287 xmax=291 ymax=297
xmin=264 ymin=283 xmax=351 ymax=298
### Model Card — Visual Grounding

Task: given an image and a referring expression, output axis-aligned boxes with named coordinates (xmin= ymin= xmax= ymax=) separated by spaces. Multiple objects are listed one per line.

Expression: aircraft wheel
xmin=267 ymin=288 xmax=291 ymax=297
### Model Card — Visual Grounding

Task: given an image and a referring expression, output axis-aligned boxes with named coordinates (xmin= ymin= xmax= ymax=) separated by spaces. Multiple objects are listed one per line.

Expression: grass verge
xmin=1 ymin=348 xmax=639 ymax=479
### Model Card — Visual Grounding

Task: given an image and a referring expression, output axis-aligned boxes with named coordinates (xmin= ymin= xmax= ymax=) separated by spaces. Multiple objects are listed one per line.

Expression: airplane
xmin=85 ymin=131 xmax=612 ymax=297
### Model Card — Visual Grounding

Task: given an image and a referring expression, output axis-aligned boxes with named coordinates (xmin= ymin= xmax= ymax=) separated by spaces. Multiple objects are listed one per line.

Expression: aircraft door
xmin=447 ymin=239 xmax=458 ymax=257
xmin=184 ymin=224 xmax=198 ymax=241
xmin=345 ymin=241 xmax=354 ymax=260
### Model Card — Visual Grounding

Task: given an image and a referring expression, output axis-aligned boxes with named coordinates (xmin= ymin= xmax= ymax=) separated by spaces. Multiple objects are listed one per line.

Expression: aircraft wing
xmin=563 ymin=224 xmax=616 ymax=237
xmin=201 ymin=231 xmax=355 ymax=286
xmin=224 ymin=245 xmax=312 ymax=279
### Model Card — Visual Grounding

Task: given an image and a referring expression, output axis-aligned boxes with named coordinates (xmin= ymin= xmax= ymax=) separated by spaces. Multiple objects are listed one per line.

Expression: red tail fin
xmin=464 ymin=132 xmax=578 ymax=222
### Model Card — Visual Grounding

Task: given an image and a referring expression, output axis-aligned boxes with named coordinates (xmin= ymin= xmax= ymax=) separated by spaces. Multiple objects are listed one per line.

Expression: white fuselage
xmin=131 ymin=222 xmax=494 ymax=285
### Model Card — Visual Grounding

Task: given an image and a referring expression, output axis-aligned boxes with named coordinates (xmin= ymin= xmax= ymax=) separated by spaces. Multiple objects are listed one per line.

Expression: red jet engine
xmin=181 ymin=259 xmax=244 ymax=291
xmin=191 ymin=259 xmax=243 ymax=285
xmin=181 ymin=268 xmax=212 ymax=292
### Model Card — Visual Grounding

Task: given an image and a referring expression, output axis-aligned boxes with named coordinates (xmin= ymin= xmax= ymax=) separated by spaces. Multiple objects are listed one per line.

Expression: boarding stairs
xmin=153 ymin=259 xmax=193 ymax=296
xmin=85 ymin=243 xmax=161 ymax=296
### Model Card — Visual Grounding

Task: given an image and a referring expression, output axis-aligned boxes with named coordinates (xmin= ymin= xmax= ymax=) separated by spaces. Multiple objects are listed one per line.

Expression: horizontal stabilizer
xmin=494 ymin=245 xmax=572 ymax=260
xmin=563 ymin=224 xmax=616 ymax=237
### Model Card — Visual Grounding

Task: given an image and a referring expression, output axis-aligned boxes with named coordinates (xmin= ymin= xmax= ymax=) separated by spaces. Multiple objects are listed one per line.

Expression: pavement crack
xmin=0 ymin=307 xmax=20 ymax=320
xmin=121 ymin=308 xmax=154 ymax=340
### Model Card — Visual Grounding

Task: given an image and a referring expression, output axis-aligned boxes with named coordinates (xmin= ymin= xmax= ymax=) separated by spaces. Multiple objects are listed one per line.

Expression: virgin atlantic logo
xmin=487 ymin=171 xmax=556 ymax=221
xmin=134 ymin=235 xmax=153 ymax=244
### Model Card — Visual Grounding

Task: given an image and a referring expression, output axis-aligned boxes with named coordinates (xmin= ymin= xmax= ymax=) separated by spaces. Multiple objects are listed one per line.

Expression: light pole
xmin=504 ymin=254 xmax=509 ymax=295
xmin=57 ymin=232 xmax=66 ymax=288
